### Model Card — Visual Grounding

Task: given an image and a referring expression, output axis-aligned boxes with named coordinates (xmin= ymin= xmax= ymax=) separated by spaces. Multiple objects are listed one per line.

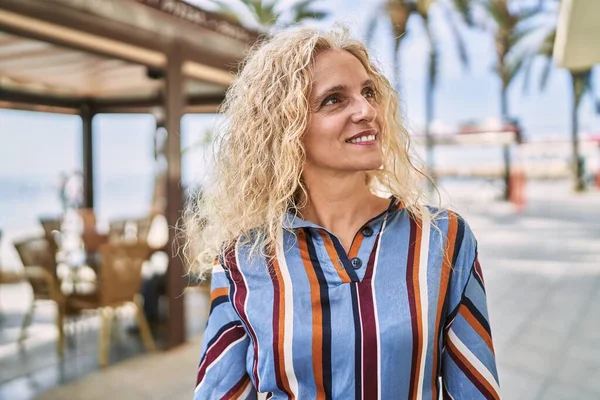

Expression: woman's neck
xmin=299 ymin=171 xmax=388 ymax=235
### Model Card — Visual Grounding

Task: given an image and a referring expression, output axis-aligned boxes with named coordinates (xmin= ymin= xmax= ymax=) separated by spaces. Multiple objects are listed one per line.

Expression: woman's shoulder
xmin=416 ymin=205 xmax=478 ymax=250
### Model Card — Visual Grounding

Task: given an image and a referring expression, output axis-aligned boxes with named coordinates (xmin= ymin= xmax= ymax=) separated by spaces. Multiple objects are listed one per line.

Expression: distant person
xmin=189 ymin=28 xmax=500 ymax=399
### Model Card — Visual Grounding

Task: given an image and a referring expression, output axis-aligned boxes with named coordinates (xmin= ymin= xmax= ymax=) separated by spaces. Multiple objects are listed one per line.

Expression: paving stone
xmin=496 ymin=365 xmax=545 ymax=400
xmin=537 ymin=381 xmax=600 ymax=400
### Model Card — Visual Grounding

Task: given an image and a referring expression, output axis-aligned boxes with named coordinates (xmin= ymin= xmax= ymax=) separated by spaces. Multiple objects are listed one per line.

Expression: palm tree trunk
xmin=393 ymin=42 xmax=402 ymax=93
xmin=570 ymin=73 xmax=585 ymax=192
xmin=500 ymin=84 xmax=509 ymax=121
xmin=425 ymin=52 xmax=436 ymax=183
xmin=501 ymin=83 xmax=511 ymax=200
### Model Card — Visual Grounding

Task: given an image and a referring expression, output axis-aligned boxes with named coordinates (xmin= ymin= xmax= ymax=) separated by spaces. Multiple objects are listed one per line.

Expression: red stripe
xmin=357 ymin=236 xmax=380 ymax=398
xmin=474 ymin=254 xmax=485 ymax=285
xmin=267 ymin=257 xmax=294 ymax=398
xmin=406 ymin=218 xmax=419 ymax=399
xmin=225 ymin=247 xmax=261 ymax=389
xmin=196 ymin=324 xmax=246 ymax=385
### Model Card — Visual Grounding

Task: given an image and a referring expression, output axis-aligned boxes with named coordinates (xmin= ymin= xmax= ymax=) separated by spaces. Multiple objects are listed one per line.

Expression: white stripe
xmin=448 ymin=328 xmax=501 ymax=396
xmin=416 ymin=209 xmax=431 ymax=399
xmin=194 ymin=334 xmax=247 ymax=394
xmin=371 ymin=215 xmax=388 ymax=400
xmin=276 ymin=229 xmax=300 ymax=397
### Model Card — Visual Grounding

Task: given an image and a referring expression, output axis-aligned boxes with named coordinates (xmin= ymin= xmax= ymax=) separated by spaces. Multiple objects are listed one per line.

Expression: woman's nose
xmin=350 ymin=96 xmax=377 ymax=123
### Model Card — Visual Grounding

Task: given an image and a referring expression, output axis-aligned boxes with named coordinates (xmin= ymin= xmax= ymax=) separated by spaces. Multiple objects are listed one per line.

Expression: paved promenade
xmin=26 ymin=181 xmax=600 ymax=399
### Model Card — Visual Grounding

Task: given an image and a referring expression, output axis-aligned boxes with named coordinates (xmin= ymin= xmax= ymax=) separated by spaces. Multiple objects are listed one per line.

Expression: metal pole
xmin=164 ymin=43 xmax=186 ymax=348
xmin=81 ymin=105 xmax=94 ymax=209
xmin=503 ymin=145 xmax=511 ymax=201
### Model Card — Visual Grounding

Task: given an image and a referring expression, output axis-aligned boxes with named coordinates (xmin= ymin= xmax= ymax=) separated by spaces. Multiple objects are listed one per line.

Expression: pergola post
xmin=165 ymin=43 xmax=186 ymax=348
xmin=81 ymin=104 xmax=95 ymax=209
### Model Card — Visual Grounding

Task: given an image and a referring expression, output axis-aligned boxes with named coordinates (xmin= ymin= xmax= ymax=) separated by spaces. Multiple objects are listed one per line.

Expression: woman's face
xmin=303 ymin=49 xmax=383 ymax=177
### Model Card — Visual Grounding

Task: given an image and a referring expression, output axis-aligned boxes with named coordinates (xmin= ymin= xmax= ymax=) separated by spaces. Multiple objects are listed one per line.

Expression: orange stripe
xmin=210 ymin=287 xmax=228 ymax=303
xmin=318 ymin=231 xmax=352 ymax=283
xmin=231 ymin=375 xmax=251 ymax=399
xmin=447 ymin=339 xmax=500 ymax=400
xmin=272 ymin=257 xmax=294 ymax=398
xmin=348 ymin=231 xmax=365 ymax=259
xmin=410 ymin=219 xmax=423 ymax=400
xmin=431 ymin=212 xmax=457 ymax=396
xmin=298 ymin=230 xmax=326 ymax=400
xmin=459 ymin=305 xmax=495 ymax=353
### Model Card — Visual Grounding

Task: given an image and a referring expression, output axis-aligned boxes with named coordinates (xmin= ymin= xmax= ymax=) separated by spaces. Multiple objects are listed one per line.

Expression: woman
xmin=189 ymin=27 xmax=500 ymax=399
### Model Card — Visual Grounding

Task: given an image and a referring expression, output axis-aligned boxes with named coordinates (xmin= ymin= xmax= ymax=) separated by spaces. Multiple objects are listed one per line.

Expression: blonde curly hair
xmin=185 ymin=27 xmax=432 ymax=279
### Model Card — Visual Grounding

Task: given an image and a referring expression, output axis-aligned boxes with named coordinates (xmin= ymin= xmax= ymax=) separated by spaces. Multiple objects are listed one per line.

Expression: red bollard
xmin=509 ymin=170 xmax=526 ymax=212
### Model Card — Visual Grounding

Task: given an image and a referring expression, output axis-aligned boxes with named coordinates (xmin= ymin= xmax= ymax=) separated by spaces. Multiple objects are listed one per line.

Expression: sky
xmin=1 ymin=0 xmax=599 ymax=181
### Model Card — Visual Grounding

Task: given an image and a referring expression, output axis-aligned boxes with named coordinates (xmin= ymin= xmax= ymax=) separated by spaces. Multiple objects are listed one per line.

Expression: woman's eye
xmin=322 ymin=95 xmax=340 ymax=106
xmin=364 ymin=88 xmax=376 ymax=99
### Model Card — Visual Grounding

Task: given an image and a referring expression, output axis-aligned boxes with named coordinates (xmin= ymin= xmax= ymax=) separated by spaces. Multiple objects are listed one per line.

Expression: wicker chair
xmin=39 ymin=217 xmax=61 ymax=259
xmin=0 ymin=230 xmax=24 ymax=317
xmin=135 ymin=216 xmax=153 ymax=244
xmin=13 ymin=236 xmax=66 ymax=356
xmin=108 ymin=220 xmax=127 ymax=243
xmin=66 ymin=242 xmax=156 ymax=367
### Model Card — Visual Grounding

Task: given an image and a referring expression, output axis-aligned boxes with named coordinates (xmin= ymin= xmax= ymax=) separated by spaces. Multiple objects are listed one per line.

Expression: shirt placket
xmin=324 ymin=219 xmax=384 ymax=284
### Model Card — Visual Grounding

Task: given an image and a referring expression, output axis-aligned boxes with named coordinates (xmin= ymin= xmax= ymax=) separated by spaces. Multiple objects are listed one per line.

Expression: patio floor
xmin=0 ymin=284 xmax=209 ymax=400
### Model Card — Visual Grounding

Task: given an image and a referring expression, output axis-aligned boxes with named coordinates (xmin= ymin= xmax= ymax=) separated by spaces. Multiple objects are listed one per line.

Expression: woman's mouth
xmin=345 ymin=133 xmax=377 ymax=145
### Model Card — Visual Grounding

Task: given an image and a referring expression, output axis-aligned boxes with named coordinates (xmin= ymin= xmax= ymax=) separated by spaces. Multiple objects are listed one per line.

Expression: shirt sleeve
xmin=194 ymin=264 xmax=257 ymax=400
xmin=441 ymin=217 xmax=501 ymax=399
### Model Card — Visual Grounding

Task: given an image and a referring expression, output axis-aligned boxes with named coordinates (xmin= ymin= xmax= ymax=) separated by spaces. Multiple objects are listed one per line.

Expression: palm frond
xmin=538 ymin=56 xmax=553 ymax=91
xmin=289 ymin=0 xmax=328 ymax=23
xmin=572 ymin=69 xmax=593 ymax=108
xmin=440 ymin=2 xmax=469 ymax=69
xmin=448 ymin=0 xmax=473 ymax=26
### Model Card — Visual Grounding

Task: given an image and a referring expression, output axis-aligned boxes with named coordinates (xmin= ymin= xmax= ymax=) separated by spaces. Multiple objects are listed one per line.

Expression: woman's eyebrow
xmin=314 ymin=84 xmax=346 ymax=105
xmin=313 ymin=79 xmax=374 ymax=105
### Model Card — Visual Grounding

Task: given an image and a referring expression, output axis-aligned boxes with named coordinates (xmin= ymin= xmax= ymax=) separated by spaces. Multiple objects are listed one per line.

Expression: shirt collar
xmin=283 ymin=196 xmax=401 ymax=230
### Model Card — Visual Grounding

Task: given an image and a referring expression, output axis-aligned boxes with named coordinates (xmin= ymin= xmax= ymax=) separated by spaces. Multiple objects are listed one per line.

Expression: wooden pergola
xmin=0 ymin=0 xmax=258 ymax=348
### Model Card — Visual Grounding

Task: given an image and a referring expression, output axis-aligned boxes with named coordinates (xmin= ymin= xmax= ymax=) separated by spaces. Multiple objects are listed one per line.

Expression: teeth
xmin=348 ymin=134 xmax=376 ymax=144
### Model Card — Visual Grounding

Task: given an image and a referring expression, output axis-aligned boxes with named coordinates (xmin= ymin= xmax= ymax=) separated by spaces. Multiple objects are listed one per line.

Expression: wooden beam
xmin=164 ymin=43 xmax=186 ymax=348
xmin=0 ymin=87 xmax=83 ymax=108
xmin=0 ymin=9 xmax=167 ymax=68
xmin=0 ymin=100 xmax=78 ymax=114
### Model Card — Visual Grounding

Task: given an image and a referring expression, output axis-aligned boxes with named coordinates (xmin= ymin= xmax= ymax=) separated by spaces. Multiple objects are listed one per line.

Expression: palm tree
xmin=481 ymin=0 xmax=539 ymax=121
xmin=206 ymin=0 xmax=327 ymax=31
xmin=366 ymin=0 xmax=473 ymax=179
xmin=515 ymin=0 xmax=595 ymax=191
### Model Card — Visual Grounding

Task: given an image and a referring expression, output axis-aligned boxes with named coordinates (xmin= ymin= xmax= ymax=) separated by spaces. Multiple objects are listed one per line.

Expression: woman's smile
xmin=345 ymin=129 xmax=378 ymax=145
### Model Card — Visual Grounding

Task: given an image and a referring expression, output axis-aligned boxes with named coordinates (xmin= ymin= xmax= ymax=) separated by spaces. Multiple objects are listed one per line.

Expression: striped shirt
xmin=195 ymin=199 xmax=500 ymax=399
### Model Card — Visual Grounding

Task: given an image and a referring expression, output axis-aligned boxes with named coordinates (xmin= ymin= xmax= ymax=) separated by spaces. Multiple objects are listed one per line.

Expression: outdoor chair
xmin=39 ymin=217 xmax=61 ymax=259
xmin=65 ymin=242 xmax=156 ymax=367
xmin=135 ymin=216 xmax=153 ymax=244
xmin=0 ymin=230 xmax=25 ymax=317
xmin=78 ymin=208 xmax=97 ymax=233
xmin=108 ymin=219 xmax=127 ymax=243
xmin=13 ymin=236 xmax=67 ymax=356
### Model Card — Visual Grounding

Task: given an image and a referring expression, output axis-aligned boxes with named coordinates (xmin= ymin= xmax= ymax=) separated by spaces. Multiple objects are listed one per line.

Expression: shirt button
xmin=350 ymin=257 xmax=362 ymax=269
xmin=361 ymin=226 xmax=374 ymax=237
